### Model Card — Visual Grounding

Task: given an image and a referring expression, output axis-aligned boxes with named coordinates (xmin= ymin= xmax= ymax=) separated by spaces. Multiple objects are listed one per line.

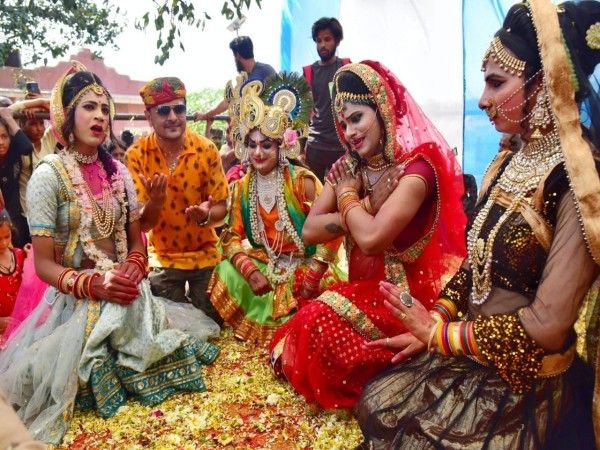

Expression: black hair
xmin=0 ymin=210 xmax=16 ymax=240
xmin=311 ymin=17 xmax=343 ymax=42
xmin=120 ymin=130 xmax=134 ymax=148
xmin=499 ymin=2 xmax=600 ymax=148
xmin=230 ymin=36 xmax=254 ymax=59
xmin=107 ymin=137 xmax=126 ymax=154
xmin=61 ymin=71 xmax=118 ymax=179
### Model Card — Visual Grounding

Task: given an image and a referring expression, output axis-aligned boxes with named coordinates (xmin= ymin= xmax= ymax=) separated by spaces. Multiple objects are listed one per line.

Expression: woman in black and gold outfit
xmin=356 ymin=1 xmax=600 ymax=448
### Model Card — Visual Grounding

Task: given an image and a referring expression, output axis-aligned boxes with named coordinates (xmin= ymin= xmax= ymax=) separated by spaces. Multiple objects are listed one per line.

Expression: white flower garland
xmin=60 ymin=149 xmax=128 ymax=273
xmin=248 ymin=165 xmax=305 ymax=285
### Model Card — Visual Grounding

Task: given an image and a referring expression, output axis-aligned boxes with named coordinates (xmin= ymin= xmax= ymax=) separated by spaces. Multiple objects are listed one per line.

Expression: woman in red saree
xmin=269 ymin=60 xmax=467 ymax=409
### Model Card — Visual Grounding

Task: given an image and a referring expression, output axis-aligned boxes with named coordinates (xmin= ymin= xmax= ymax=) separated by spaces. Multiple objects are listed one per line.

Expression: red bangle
xmin=86 ymin=273 xmax=101 ymax=301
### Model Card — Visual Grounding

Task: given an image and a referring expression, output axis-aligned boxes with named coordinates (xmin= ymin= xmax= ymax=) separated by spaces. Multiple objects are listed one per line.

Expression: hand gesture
xmin=379 ymin=281 xmax=435 ymax=343
xmin=369 ymin=164 xmax=405 ymax=213
xmin=365 ymin=332 xmax=426 ymax=364
xmin=247 ymin=270 xmax=272 ymax=296
xmin=90 ymin=269 xmax=140 ymax=305
xmin=328 ymin=158 xmax=362 ymax=195
xmin=140 ymin=173 xmax=167 ymax=206
xmin=185 ymin=195 xmax=213 ymax=225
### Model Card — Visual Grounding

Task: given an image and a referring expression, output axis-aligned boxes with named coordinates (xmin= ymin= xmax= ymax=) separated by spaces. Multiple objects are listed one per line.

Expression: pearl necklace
xmin=256 ymin=169 xmax=278 ymax=213
xmin=83 ymin=181 xmax=116 ymax=239
xmin=248 ymin=166 xmax=305 ymax=285
xmin=468 ymin=131 xmax=563 ymax=305
xmin=72 ymin=150 xmax=98 ymax=164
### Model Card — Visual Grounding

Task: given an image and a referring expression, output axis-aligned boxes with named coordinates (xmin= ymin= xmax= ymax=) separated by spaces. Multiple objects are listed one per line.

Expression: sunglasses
xmin=156 ymin=104 xmax=186 ymax=117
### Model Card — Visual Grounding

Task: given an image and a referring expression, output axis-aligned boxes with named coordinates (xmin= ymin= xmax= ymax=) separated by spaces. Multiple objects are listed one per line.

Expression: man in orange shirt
xmin=126 ymin=77 xmax=228 ymax=324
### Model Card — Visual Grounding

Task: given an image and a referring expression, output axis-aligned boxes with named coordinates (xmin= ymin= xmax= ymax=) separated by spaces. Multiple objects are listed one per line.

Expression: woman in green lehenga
xmin=208 ymin=73 xmax=343 ymax=346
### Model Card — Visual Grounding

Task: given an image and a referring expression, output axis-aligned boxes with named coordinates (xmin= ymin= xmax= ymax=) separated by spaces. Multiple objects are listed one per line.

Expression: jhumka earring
xmin=68 ymin=133 xmax=75 ymax=147
xmin=529 ymin=84 xmax=552 ymax=139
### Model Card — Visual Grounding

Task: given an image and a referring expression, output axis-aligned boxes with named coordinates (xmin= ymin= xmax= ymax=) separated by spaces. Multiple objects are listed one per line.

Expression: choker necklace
xmin=467 ymin=129 xmax=563 ymax=305
xmin=365 ymin=152 xmax=391 ymax=171
xmin=72 ymin=150 xmax=98 ymax=164
xmin=256 ymin=169 xmax=278 ymax=213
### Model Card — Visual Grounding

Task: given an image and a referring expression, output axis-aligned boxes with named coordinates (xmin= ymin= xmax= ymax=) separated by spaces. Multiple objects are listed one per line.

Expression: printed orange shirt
xmin=125 ymin=128 xmax=229 ymax=270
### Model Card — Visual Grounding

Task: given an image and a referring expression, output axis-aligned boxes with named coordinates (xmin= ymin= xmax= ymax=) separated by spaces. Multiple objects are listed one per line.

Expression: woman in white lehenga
xmin=0 ymin=62 xmax=220 ymax=445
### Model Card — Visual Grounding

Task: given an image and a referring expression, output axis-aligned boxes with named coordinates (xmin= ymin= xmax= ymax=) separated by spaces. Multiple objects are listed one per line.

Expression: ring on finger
xmin=400 ymin=291 xmax=414 ymax=308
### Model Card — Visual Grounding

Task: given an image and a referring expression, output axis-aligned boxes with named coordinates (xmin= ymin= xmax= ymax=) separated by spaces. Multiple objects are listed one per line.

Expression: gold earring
xmin=529 ymin=85 xmax=551 ymax=140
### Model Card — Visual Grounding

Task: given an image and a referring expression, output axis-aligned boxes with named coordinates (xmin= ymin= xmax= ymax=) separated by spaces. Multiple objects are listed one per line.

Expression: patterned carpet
xmin=60 ymin=328 xmax=363 ymax=449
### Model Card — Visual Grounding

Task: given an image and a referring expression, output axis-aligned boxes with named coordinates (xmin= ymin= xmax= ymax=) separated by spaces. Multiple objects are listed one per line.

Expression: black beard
xmin=319 ymin=49 xmax=335 ymax=62
xmin=235 ymin=59 xmax=244 ymax=72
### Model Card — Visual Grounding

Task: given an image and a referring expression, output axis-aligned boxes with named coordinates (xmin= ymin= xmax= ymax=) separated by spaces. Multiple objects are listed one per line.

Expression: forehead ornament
xmin=482 ymin=36 xmax=526 ymax=77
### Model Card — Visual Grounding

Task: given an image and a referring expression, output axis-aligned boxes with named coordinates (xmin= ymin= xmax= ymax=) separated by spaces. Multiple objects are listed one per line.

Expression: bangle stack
xmin=337 ymin=188 xmax=360 ymax=230
xmin=303 ymin=259 xmax=327 ymax=293
xmin=56 ymin=268 xmax=101 ymax=300
xmin=435 ymin=321 xmax=479 ymax=356
xmin=126 ymin=250 xmax=148 ymax=275
xmin=232 ymin=253 xmax=259 ymax=279
xmin=431 ymin=298 xmax=458 ymax=322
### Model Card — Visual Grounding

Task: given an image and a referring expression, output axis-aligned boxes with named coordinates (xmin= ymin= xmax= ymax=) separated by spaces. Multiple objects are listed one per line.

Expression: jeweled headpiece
xmin=332 ymin=63 xmax=398 ymax=162
xmin=49 ymin=60 xmax=115 ymax=147
xmin=139 ymin=77 xmax=187 ymax=110
xmin=482 ymin=36 xmax=526 ymax=77
xmin=234 ymin=72 xmax=312 ymax=160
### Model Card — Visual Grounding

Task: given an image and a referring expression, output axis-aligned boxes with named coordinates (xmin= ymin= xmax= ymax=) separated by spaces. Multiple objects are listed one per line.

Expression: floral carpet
xmin=60 ymin=328 xmax=363 ymax=449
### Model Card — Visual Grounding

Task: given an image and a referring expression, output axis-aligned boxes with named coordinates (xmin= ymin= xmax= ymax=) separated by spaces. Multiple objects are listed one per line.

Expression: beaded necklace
xmin=248 ymin=166 xmax=305 ymax=285
xmin=468 ymin=130 xmax=563 ymax=305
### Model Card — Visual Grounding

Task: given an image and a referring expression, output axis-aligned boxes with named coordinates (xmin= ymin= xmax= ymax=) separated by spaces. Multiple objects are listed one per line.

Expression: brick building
xmin=0 ymin=48 xmax=150 ymax=137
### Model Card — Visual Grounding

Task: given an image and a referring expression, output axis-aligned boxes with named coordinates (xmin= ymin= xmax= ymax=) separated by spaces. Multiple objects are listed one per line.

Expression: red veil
xmin=333 ymin=60 xmax=467 ymax=304
xmin=269 ymin=61 xmax=467 ymax=409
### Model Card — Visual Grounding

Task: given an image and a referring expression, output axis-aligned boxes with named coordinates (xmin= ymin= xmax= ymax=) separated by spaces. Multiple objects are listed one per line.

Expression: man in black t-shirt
xmin=303 ymin=18 xmax=350 ymax=182
xmin=195 ymin=36 xmax=276 ymax=121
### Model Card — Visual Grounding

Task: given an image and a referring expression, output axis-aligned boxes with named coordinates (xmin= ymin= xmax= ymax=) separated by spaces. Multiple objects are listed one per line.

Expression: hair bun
xmin=560 ymin=1 xmax=600 ymax=77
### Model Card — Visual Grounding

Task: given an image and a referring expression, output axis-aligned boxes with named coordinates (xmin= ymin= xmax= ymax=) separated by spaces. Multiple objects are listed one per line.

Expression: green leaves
xmin=1 ymin=0 xmax=261 ymax=69
xmin=0 ymin=0 xmax=122 ymax=66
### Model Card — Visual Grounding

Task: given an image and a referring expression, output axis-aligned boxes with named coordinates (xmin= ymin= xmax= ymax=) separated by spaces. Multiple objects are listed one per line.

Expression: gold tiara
xmin=333 ymin=91 xmax=375 ymax=113
xmin=482 ymin=36 xmax=526 ymax=77
xmin=66 ymin=82 xmax=110 ymax=113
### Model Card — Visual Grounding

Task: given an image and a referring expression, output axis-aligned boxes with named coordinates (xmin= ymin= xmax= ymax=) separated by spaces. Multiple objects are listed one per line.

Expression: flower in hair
xmin=283 ymin=128 xmax=298 ymax=148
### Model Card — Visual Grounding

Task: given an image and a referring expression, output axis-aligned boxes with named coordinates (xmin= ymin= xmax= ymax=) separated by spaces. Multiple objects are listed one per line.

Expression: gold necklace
xmin=468 ymin=130 xmax=563 ymax=305
xmin=83 ymin=183 xmax=115 ymax=239
xmin=365 ymin=152 xmax=390 ymax=171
